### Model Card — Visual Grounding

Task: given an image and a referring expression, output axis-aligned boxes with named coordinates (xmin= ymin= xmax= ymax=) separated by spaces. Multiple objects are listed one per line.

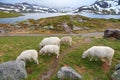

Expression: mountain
xmin=76 ymin=0 xmax=120 ymax=15
xmin=0 ymin=2 xmax=58 ymax=13
xmin=58 ymin=7 xmax=75 ymax=13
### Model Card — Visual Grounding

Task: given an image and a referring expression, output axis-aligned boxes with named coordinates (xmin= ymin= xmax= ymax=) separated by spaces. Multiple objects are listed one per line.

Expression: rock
xmin=62 ymin=23 xmax=73 ymax=34
xmin=95 ymin=1 xmax=108 ymax=8
xmin=111 ymin=70 xmax=120 ymax=80
xmin=115 ymin=64 xmax=120 ymax=71
xmin=104 ymin=29 xmax=120 ymax=39
xmin=57 ymin=66 xmax=83 ymax=80
xmin=0 ymin=60 xmax=27 ymax=80
xmin=73 ymin=26 xmax=83 ymax=31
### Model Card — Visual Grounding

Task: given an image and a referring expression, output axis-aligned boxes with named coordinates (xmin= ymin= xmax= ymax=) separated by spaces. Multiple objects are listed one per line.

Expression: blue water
xmin=78 ymin=12 xmax=120 ymax=19
xmin=0 ymin=12 xmax=120 ymax=23
xmin=0 ymin=13 xmax=73 ymax=23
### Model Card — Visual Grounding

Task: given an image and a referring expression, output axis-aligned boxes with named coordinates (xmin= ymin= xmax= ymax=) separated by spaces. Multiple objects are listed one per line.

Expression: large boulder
xmin=104 ymin=29 xmax=120 ymax=39
xmin=115 ymin=64 xmax=120 ymax=71
xmin=57 ymin=66 xmax=83 ymax=80
xmin=0 ymin=60 xmax=27 ymax=80
xmin=111 ymin=69 xmax=120 ymax=80
xmin=111 ymin=64 xmax=120 ymax=80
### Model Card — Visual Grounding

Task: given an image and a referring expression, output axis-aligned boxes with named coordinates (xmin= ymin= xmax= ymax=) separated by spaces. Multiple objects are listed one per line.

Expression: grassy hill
xmin=7 ymin=15 xmax=120 ymax=34
xmin=0 ymin=12 xmax=22 ymax=18
xmin=0 ymin=36 xmax=120 ymax=80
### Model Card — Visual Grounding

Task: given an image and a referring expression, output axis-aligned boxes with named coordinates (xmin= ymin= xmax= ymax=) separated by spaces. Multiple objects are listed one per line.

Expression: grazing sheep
xmin=16 ymin=50 xmax=39 ymax=64
xmin=39 ymin=37 xmax=60 ymax=49
xmin=39 ymin=45 xmax=60 ymax=58
xmin=82 ymin=46 xmax=114 ymax=65
xmin=60 ymin=36 xmax=72 ymax=46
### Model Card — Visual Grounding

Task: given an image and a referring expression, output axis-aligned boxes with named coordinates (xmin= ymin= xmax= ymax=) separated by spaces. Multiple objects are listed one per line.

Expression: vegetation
xmin=0 ymin=12 xmax=22 ymax=18
xmin=15 ymin=15 xmax=120 ymax=34
xmin=0 ymin=14 xmax=120 ymax=34
xmin=0 ymin=36 xmax=120 ymax=80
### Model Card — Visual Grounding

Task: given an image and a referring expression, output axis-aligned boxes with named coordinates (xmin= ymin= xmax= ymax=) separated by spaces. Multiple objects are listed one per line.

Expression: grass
xmin=0 ymin=14 xmax=120 ymax=34
xmin=0 ymin=12 xmax=23 ymax=18
xmin=0 ymin=36 xmax=120 ymax=80
xmin=15 ymin=15 xmax=120 ymax=34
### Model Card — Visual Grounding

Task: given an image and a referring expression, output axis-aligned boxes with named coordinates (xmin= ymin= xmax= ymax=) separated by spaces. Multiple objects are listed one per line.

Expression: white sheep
xmin=82 ymin=46 xmax=114 ymax=65
xmin=39 ymin=45 xmax=60 ymax=58
xmin=16 ymin=49 xmax=39 ymax=64
xmin=39 ymin=37 xmax=60 ymax=49
xmin=60 ymin=36 xmax=72 ymax=46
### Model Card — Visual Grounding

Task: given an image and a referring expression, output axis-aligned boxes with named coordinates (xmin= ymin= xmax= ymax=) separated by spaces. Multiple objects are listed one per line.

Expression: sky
xmin=0 ymin=0 xmax=97 ymax=9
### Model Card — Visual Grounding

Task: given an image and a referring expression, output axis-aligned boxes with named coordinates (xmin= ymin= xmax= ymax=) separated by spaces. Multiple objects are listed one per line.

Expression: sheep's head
xmin=82 ymin=51 xmax=88 ymax=59
xmin=16 ymin=56 xmax=20 ymax=60
xmin=82 ymin=54 xmax=87 ymax=59
xmin=39 ymin=50 xmax=43 ymax=54
xmin=16 ymin=56 xmax=26 ymax=62
xmin=39 ymin=43 xmax=43 ymax=49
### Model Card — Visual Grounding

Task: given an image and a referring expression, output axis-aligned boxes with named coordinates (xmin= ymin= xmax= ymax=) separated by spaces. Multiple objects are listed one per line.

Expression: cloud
xmin=0 ymin=0 xmax=97 ymax=8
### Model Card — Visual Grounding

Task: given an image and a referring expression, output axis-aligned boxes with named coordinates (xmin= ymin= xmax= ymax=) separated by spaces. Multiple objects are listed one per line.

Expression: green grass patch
xmin=52 ymin=37 xmax=120 ymax=80
xmin=0 ymin=12 xmax=23 ymax=18
xmin=0 ymin=36 xmax=120 ymax=80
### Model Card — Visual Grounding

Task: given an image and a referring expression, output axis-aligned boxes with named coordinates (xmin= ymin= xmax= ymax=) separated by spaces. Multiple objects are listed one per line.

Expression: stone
xmin=73 ymin=26 xmax=83 ymax=31
xmin=111 ymin=70 xmax=120 ymax=80
xmin=0 ymin=60 xmax=27 ymax=80
xmin=104 ymin=29 xmax=120 ymax=39
xmin=115 ymin=64 xmax=120 ymax=71
xmin=57 ymin=66 xmax=83 ymax=80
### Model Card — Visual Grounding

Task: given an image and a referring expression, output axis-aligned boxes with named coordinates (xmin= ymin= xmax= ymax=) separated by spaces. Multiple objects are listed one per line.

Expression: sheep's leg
xmin=29 ymin=58 xmax=32 ymax=62
xmin=69 ymin=41 xmax=72 ymax=47
xmin=33 ymin=58 xmax=39 ymax=64
xmin=107 ymin=58 xmax=112 ymax=66
xmin=48 ymin=53 xmax=50 ymax=56
xmin=58 ymin=43 xmax=60 ymax=47
xmin=56 ymin=53 xmax=59 ymax=58
xmin=43 ymin=53 xmax=45 ymax=55
xmin=89 ymin=57 xmax=93 ymax=61
xmin=95 ymin=57 xmax=98 ymax=61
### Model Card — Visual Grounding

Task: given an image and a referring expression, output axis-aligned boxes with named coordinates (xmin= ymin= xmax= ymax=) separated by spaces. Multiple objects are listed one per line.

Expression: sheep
xmin=39 ymin=45 xmax=60 ymax=58
xmin=82 ymin=46 xmax=114 ymax=66
xmin=16 ymin=49 xmax=39 ymax=64
xmin=60 ymin=36 xmax=72 ymax=46
xmin=39 ymin=37 xmax=60 ymax=49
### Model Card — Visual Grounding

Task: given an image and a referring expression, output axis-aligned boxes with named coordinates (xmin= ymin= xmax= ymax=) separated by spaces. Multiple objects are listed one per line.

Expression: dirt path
xmin=39 ymin=38 xmax=91 ymax=80
xmin=0 ymin=32 xmax=103 ymax=37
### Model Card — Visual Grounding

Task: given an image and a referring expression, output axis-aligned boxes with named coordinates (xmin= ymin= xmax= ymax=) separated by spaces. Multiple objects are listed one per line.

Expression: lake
xmin=0 ymin=12 xmax=120 ymax=23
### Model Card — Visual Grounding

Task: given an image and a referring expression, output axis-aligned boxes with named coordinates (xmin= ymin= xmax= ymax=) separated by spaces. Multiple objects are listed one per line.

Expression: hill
xmin=0 ymin=15 xmax=120 ymax=34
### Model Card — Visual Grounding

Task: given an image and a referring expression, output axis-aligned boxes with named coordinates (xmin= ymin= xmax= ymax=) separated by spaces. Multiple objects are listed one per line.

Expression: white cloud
xmin=0 ymin=0 xmax=97 ymax=8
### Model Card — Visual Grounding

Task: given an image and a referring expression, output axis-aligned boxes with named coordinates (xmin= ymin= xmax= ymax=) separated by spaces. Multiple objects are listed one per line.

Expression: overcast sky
xmin=0 ymin=0 xmax=97 ymax=8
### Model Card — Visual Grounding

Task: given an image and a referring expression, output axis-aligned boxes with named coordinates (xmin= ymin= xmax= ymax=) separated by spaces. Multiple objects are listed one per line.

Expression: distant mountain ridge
xmin=0 ymin=2 xmax=58 ymax=13
xmin=76 ymin=0 xmax=120 ymax=15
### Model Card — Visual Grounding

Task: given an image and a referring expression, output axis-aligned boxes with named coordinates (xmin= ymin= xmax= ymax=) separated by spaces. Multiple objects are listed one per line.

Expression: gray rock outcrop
xmin=111 ymin=70 xmax=120 ymax=80
xmin=111 ymin=64 xmax=120 ymax=80
xmin=115 ymin=64 xmax=120 ymax=71
xmin=0 ymin=60 xmax=27 ymax=80
xmin=57 ymin=66 xmax=83 ymax=80
xmin=104 ymin=29 xmax=120 ymax=39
